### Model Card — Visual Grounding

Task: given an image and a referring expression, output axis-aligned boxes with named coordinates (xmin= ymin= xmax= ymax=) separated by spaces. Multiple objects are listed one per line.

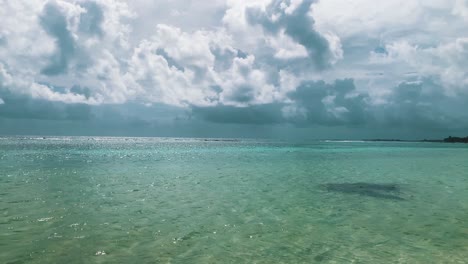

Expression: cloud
xmin=192 ymin=79 xmax=370 ymax=126
xmin=0 ymin=89 xmax=93 ymax=120
xmin=223 ymin=0 xmax=342 ymax=68
xmin=1 ymin=0 xmax=468 ymax=137
xmin=192 ymin=78 xmax=468 ymax=132
xmin=287 ymin=79 xmax=370 ymax=126
xmin=0 ymin=62 xmax=95 ymax=104
xmin=125 ymin=24 xmax=278 ymax=107
xmin=245 ymin=0 xmax=340 ymax=68
xmin=0 ymin=1 xmax=131 ymax=104
xmin=383 ymin=38 xmax=468 ymax=94
xmin=454 ymin=0 xmax=468 ymax=21
xmin=374 ymin=79 xmax=468 ymax=129
xmin=79 ymin=1 xmax=105 ymax=36
xmin=192 ymin=103 xmax=285 ymax=124
xmin=39 ymin=1 xmax=79 ymax=75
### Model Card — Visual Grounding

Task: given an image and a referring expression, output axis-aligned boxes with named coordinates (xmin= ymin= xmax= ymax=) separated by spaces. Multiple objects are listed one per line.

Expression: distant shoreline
xmin=363 ymin=136 xmax=468 ymax=143
xmin=1 ymin=135 xmax=467 ymax=143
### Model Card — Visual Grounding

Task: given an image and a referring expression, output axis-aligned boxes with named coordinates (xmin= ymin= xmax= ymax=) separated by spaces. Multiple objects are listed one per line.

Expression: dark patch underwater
xmin=322 ymin=182 xmax=405 ymax=200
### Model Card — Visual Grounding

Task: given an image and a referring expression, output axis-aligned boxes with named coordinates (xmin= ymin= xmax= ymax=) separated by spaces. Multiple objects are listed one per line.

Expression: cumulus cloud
xmin=373 ymin=79 xmax=468 ymax=130
xmin=245 ymin=0 xmax=342 ymax=67
xmin=383 ymin=38 xmax=468 ymax=94
xmin=39 ymin=1 xmax=80 ymax=75
xmin=1 ymin=0 xmax=468 ymax=137
xmin=123 ymin=23 xmax=285 ymax=107
xmin=222 ymin=0 xmax=343 ymax=69
xmin=193 ymin=78 xmax=468 ymax=132
xmin=286 ymin=79 xmax=370 ymax=126
xmin=0 ymin=0 xmax=134 ymax=103
xmin=0 ymin=62 xmax=94 ymax=104
xmin=193 ymin=79 xmax=371 ymax=126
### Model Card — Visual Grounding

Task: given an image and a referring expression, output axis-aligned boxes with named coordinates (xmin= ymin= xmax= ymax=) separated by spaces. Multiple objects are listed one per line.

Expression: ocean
xmin=1 ymin=137 xmax=467 ymax=263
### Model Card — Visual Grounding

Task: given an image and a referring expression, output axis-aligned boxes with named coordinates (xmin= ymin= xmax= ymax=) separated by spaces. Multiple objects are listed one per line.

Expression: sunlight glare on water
xmin=1 ymin=137 xmax=468 ymax=263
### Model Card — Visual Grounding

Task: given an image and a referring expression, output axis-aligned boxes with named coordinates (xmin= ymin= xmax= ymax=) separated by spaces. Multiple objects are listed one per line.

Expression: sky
xmin=1 ymin=0 xmax=468 ymax=139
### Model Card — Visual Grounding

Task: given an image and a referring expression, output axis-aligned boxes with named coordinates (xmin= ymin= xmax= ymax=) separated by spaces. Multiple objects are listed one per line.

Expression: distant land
xmin=442 ymin=136 xmax=468 ymax=143
xmin=364 ymin=136 xmax=468 ymax=143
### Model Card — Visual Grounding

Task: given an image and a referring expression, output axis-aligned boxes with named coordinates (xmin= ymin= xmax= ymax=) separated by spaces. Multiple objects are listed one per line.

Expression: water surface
xmin=1 ymin=137 xmax=467 ymax=263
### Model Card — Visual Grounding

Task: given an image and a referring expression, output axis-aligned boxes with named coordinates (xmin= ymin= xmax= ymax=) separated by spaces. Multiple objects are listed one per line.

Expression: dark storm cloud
xmin=191 ymin=103 xmax=285 ymax=124
xmin=0 ymin=87 xmax=191 ymax=136
xmin=1 ymin=80 xmax=466 ymax=139
xmin=373 ymin=46 xmax=388 ymax=55
xmin=0 ymin=89 xmax=93 ymax=120
xmin=0 ymin=34 xmax=7 ymax=46
xmin=40 ymin=2 xmax=77 ymax=75
xmin=40 ymin=1 xmax=104 ymax=76
xmin=78 ymin=1 xmax=104 ymax=37
xmin=225 ymin=85 xmax=256 ymax=103
xmin=246 ymin=0 xmax=332 ymax=68
xmin=289 ymin=79 xmax=370 ymax=126
xmin=191 ymin=78 xmax=468 ymax=132
xmin=192 ymin=79 xmax=370 ymax=126
xmin=70 ymin=85 xmax=92 ymax=99
xmin=375 ymin=79 xmax=468 ymax=130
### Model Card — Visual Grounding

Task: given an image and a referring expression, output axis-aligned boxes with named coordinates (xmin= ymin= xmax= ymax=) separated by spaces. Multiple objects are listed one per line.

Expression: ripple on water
xmin=0 ymin=138 xmax=467 ymax=263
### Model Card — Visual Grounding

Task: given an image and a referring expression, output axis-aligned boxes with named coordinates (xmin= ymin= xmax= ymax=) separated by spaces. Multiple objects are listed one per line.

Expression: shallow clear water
xmin=1 ymin=137 xmax=468 ymax=263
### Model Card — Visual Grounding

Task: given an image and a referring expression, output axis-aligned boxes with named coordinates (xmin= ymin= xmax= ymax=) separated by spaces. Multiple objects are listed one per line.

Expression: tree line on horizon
xmin=443 ymin=136 xmax=468 ymax=143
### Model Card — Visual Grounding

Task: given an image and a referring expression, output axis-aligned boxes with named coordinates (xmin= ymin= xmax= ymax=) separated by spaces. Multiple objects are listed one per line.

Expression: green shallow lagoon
xmin=1 ymin=137 xmax=468 ymax=263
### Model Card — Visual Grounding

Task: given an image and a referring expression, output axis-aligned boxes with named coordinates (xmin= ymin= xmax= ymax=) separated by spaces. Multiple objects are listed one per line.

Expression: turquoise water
xmin=1 ymin=137 xmax=468 ymax=263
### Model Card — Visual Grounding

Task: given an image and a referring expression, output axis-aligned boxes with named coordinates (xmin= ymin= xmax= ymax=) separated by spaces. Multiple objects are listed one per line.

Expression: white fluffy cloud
xmin=124 ymin=24 xmax=278 ymax=106
xmin=1 ymin=0 xmax=468 ymax=130
xmin=311 ymin=0 xmax=468 ymax=94
xmin=383 ymin=38 xmax=468 ymax=94
xmin=0 ymin=0 xmax=134 ymax=104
